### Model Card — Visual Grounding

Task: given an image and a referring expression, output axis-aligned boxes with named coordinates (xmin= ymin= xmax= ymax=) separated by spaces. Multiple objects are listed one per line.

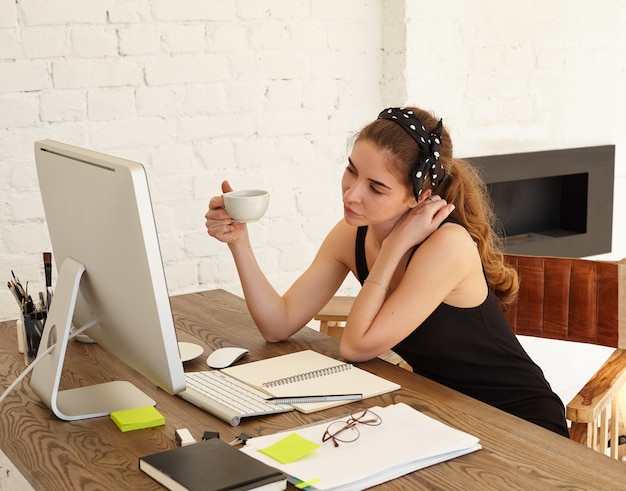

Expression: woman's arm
xmin=339 ymin=211 xmax=485 ymax=362
xmin=206 ymin=181 xmax=352 ymax=341
xmin=229 ymin=225 xmax=352 ymax=341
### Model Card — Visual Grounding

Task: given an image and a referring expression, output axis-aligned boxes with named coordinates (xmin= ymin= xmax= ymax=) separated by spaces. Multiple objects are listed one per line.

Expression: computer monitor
xmin=30 ymin=140 xmax=186 ymax=421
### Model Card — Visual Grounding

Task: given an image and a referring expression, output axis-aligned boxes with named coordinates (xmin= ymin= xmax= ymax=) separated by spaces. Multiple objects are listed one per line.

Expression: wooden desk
xmin=1 ymin=289 xmax=625 ymax=490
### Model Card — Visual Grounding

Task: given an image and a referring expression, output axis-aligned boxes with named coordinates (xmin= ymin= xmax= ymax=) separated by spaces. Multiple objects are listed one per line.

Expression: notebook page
xmin=222 ymin=350 xmax=400 ymax=413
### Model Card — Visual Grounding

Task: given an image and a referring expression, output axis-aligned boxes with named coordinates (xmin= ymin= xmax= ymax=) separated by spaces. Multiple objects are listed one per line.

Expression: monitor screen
xmin=30 ymin=140 xmax=186 ymax=420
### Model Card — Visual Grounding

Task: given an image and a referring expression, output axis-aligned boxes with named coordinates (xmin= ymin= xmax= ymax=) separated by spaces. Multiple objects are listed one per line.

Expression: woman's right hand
xmin=205 ymin=180 xmax=246 ymax=244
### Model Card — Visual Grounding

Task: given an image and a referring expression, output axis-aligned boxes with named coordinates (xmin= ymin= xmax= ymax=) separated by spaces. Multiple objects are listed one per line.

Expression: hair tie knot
xmin=378 ymin=107 xmax=446 ymax=198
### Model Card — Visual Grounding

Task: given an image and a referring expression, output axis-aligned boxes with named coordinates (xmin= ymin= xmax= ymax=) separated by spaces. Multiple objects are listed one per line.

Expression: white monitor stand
xmin=29 ymin=257 xmax=155 ymax=421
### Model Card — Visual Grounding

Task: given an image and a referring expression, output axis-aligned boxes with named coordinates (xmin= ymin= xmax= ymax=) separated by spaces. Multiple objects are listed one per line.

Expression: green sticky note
xmin=296 ymin=478 xmax=322 ymax=489
xmin=110 ymin=406 xmax=165 ymax=432
xmin=259 ymin=432 xmax=320 ymax=464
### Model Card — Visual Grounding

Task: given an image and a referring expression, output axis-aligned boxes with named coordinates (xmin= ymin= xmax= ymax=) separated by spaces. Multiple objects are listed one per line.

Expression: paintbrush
xmin=43 ymin=252 xmax=52 ymax=310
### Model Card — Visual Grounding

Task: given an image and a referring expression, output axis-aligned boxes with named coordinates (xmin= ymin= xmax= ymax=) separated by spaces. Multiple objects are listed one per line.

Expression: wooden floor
xmin=0 ymin=449 xmax=34 ymax=490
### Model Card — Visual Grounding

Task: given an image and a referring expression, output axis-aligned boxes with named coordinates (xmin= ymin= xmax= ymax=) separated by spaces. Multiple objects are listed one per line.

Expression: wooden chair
xmin=504 ymin=253 xmax=626 ymax=459
xmin=315 ymin=296 xmax=356 ymax=340
xmin=315 ymin=254 xmax=626 ymax=458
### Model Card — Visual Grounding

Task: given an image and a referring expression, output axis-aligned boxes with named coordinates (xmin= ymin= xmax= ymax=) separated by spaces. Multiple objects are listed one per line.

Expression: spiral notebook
xmin=222 ymin=350 xmax=400 ymax=413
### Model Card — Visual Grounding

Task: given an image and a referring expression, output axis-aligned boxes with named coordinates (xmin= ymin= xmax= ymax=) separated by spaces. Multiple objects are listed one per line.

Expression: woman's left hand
xmin=386 ymin=196 xmax=455 ymax=253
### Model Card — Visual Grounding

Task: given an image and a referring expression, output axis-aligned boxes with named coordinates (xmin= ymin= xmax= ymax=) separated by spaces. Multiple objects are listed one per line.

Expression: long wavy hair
xmin=356 ymin=106 xmax=518 ymax=309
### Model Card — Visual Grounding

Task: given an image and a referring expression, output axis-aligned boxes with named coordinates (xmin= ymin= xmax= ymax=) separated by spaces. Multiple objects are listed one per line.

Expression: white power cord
xmin=0 ymin=319 xmax=97 ymax=405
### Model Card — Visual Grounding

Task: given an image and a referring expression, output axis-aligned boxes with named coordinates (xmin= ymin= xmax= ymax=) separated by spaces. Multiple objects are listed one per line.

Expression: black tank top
xmin=355 ymin=226 xmax=569 ymax=437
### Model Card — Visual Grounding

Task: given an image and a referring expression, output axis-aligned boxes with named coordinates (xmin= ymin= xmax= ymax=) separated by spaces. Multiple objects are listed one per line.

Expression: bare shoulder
xmin=322 ymin=219 xmax=358 ymax=247
xmin=319 ymin=219 xmax=358 ymax=268
xmin=411 ymin=221 xmax=480 ymax=272
xmin=407 ymin=222 xmax=486 ymax=306
xmin=431 ymin=221 xmax=477 ymax=249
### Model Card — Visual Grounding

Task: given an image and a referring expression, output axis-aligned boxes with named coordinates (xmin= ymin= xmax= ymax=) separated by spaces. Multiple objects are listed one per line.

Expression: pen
xmin=266 ymin=394 xmax=363 ymax=405
xmin=7 ymin=281 xmax=23 ymax=306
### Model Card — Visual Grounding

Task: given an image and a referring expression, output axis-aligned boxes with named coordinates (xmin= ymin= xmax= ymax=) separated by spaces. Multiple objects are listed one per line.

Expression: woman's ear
xmin=414 ymin=190 xmax=433 ymax=205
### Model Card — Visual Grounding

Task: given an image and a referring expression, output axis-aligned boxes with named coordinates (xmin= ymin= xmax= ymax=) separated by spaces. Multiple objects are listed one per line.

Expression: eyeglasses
xmin=322 ymin=408 xmax=382 ymax=447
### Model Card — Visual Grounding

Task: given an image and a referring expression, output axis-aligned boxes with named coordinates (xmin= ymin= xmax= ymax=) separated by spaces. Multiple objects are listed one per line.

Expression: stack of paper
xmin=241 ymin=403 xmax=481 ymax=491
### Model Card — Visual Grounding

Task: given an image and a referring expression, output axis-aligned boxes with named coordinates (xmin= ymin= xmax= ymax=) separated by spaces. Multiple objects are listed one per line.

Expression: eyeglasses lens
xmin=322 ymin=409 xmax=382 ymax=447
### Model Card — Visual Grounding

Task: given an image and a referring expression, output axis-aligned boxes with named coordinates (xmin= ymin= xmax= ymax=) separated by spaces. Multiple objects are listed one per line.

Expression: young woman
xmin=205 ymin=106 xmax=569 ymax=437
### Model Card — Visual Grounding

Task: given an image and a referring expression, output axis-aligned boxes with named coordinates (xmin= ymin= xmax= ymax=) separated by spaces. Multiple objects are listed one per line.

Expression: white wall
xmin=403 ymin=0 xmax=626 ymax=257
xmin=1 ymin=0 xmax=625 ymax=325
xmin=0 ymin=0 xmax=383 ymax=321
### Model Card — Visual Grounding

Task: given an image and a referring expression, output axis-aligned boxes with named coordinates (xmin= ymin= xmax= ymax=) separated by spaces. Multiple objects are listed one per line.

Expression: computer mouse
xmin=206 ymin=347 xmax=249 ymax=369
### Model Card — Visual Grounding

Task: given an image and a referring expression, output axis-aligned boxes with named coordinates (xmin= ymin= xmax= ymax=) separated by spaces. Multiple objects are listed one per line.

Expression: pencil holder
xmin=22 ymin=310 xmax=46 ymax=366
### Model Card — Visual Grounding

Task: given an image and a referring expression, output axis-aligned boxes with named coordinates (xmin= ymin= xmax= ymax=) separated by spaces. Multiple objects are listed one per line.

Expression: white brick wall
xmin=1 ymin=0 xmax=626 ymax=323
xmin=0 ymin=0 xmax=382 ymax=321
xmin=403 ymin=0 xmax=626 ymax=256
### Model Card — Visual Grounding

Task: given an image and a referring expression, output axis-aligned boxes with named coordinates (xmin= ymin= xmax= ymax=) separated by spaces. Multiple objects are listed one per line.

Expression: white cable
xmin=0 ymin=320 xmax=97 ymax=405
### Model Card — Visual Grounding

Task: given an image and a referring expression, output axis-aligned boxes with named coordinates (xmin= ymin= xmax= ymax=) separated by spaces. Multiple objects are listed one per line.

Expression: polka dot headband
xmin=377 ymin=107 xmax=446 ymax=199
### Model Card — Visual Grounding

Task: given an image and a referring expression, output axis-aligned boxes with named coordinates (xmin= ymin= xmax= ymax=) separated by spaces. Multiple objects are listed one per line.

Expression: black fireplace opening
xmin=489 ymin=173 xmax=588 ymax=244
xmin=468 ymin=146 xmax=614 ymax=257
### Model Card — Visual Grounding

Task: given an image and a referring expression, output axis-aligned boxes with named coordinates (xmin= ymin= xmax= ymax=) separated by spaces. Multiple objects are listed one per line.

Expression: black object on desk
xmin=139 ymin=438 xmax=287 ymax=491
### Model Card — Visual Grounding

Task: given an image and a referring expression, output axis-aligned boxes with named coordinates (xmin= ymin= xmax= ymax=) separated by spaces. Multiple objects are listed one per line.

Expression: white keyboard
xmin=178 ymin=370 xmax=293 ymax=426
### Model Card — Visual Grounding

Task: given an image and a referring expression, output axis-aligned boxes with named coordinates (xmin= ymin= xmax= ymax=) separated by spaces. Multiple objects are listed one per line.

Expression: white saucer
xmin=178 ymin=342 xmax=204 ymax=362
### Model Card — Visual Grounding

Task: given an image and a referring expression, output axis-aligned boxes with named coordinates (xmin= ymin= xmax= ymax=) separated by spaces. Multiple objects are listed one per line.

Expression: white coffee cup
xmin=223 ymin=189 xmax=270 ymax=223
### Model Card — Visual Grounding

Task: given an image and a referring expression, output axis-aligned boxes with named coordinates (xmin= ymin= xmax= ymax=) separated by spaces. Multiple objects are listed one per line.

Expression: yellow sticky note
xmin=110 ymin=406 xmax=165 ymax=432
xmin=259 ymin=432 xmax=320 ymax=464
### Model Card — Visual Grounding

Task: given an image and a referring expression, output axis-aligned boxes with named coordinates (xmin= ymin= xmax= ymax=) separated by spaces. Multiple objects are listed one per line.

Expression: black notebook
xmin=139 ymin=438 xmax=286 ymax=491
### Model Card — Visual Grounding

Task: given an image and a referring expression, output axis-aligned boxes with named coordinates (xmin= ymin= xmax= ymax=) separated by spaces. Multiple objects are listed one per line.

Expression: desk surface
xmin=1 ymin=289 xmax=625 ymax=490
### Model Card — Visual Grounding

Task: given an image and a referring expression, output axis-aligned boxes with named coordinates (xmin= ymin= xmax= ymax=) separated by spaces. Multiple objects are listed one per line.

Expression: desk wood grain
xmin=1 ymin=289 xmax=625 ymax=490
